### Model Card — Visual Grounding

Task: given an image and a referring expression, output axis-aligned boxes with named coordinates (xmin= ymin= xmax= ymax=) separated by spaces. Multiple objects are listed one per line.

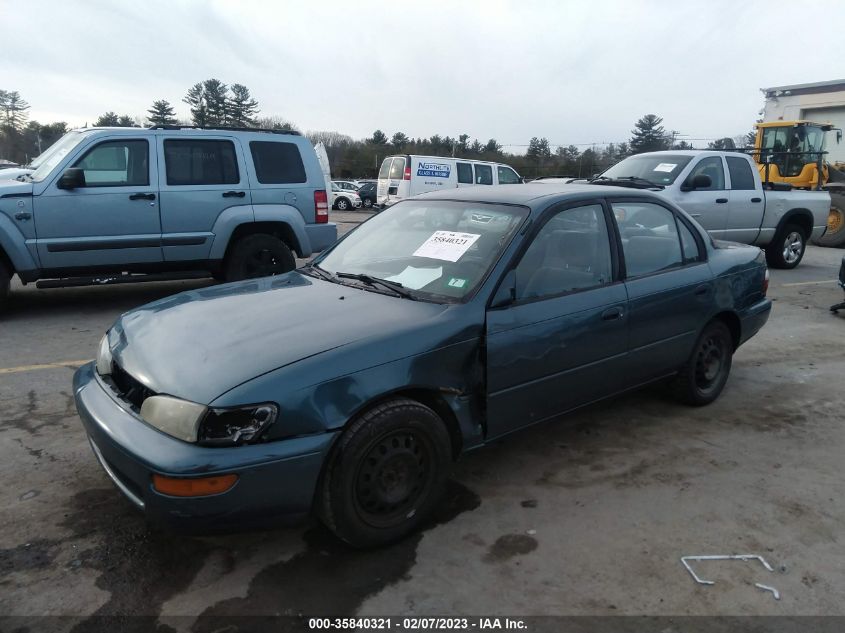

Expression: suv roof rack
xmin=148 ymin=125 xmax=301 ymax=136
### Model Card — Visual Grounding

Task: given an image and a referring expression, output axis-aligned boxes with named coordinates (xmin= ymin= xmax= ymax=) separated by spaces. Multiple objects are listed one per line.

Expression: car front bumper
xmin=72 ymin=362 xmax=337 ymax=531
xmin=738 ymin=297 xmax=772 ymax=346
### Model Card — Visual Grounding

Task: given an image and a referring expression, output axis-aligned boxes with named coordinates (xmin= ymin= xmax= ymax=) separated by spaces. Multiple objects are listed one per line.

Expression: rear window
xmin=249 ymin=141 xmax=306 ymax=184
xmin=378 ymin=158 xmax=391 ymax=179
xmin=726 ymin=156 xmax=756 ymax=190
xmin=164 ymin=140 xmax=239 ymax=186
xmin=389 ymin=157 xmax=406 ymax=179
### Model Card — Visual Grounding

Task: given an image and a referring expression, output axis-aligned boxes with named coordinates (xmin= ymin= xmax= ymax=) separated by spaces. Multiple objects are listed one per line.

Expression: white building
xmin=761 ymin=79 xmax=845 ymax=163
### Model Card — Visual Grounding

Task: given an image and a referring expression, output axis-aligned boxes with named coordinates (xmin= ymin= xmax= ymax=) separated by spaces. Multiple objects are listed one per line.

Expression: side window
xmin=475 ymin=163 xmax=493 ymax=185
xmin=457 ymin=162 xmax=473 ymax=184
xmin=249 ymin=141 xmax=306 ymax=184
xmin=164 ymin=140 xmax=239 ymax=186
xmin=515 ymin=204 xmax=613 ymax=300
xmin=72 ymin=140 xmax=149 ymax=187
xmin=683 ymin=157 xmax=725 ymax=190
xmin=389 ymin=157 xmax=405 ymax=180
xmin=497 ymin=165 xmax=520 ymax=184
xmin=614 ymin=202 xmax=684 ymax=277
xmin=726 ymin=156 xmax=756 ymax=190
xmin=678 ymin=219 xmax=703 ymax=263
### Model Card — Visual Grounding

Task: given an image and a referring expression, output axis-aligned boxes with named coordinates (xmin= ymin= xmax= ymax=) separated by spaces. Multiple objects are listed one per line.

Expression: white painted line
xmin=781 ymin=280 xmax=838 ymax=287
xmin=0 ymin=360 xmax=91 ymax=375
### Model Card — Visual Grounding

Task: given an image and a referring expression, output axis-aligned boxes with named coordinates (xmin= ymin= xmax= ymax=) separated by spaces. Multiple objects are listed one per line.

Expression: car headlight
xmin=198 ymin=403 xmax=278 ymax=446
xmin=140 ymin=395 xmax=208 ymax=443
xmin=96 ymin=334 xmax=113 ymax=376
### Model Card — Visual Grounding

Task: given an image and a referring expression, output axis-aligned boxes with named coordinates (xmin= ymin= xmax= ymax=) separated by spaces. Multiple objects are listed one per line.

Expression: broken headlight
xmin=197 ymin=403 xmax=278 ymax=446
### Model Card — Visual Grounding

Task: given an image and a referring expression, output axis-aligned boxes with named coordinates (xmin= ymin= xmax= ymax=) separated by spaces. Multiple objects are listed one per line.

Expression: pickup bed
xmin=592 ymin=150 xmax=830 ymax=268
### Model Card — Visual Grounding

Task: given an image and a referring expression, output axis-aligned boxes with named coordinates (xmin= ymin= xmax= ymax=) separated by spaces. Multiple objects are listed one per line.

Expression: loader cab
xmin=754 ymin=121 xmax=835 ymax=188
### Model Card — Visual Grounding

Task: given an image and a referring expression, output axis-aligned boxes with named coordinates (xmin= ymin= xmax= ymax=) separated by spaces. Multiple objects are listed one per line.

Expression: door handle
xmin=751 ymin=197 xmax=762 ymax=203
xmin=601 ymin=306 xmax=624 ymax=321
xmin=14 ymin=211 xmax=32 ymax=221
xmin=222 ymin=191 xmax=246 ymax=198
xmin=694 ymin=284 xmax=709 ymax=296
xmin=715 ymin=198 xmax=728 ymax=204
xmin=129 ymin=193 xmax=156 ymax=201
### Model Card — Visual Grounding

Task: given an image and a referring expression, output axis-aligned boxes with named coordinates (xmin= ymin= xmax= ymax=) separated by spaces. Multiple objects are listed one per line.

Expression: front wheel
xmin=670 ymin=320 xmax=733 ymax=406
xmin=318 ymin=398 xmax=452 ymax=548
xmin=362 ymin=198 xmax=373 ymax=208
xmin=223 ymin=233 xmax=295 ymax=282
xmin=766 ymin=223 xmax=806 ymax=269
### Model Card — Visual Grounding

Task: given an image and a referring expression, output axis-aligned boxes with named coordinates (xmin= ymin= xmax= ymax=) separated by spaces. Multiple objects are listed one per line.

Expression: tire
xmin=0 ymin=261 xmax=10 ymax=313
xmin=318 ymin=397 xmax=452 ymax=548
xmin=362 ymin=198 xmax=373 ymax=209
xmin=816 ymin=193 xmax=845 ymax=247
xmin=670 ymin=320 xmax=733 ymax=406
xmin=765 ymin=223 xmax=807 ymax=269
xmin=335 ymin=197 xmax=350 ymax=211
xmin=223 ymin=233 xmax=295 ymax=282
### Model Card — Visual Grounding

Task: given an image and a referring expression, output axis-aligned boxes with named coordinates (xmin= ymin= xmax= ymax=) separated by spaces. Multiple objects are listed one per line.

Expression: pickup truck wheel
xmin=766 ymin=223 xmax=806 ymax=269
xmin=0 ymin=261 xmax=10 ymax=313
xmin=816 ymin=194 xmax=845 ymax=247
xmin=670 ymin=320 xmax=733 ymax=406
xmin=224 ymin=233 xmax=295 ymax=282
xmin=335 ymin=197 xmax=350 ymax=211
xmin=318 ymin=398 xmax=452 ymax=548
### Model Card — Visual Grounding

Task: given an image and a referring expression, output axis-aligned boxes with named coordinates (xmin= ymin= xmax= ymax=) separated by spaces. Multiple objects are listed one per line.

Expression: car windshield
xmin=315 ymin=200 xmax=528 ymax=302
xmin=601 ymin=154 xmax=694 ymax=185
xmin=29 ymin=131 xmax=95 ymax=182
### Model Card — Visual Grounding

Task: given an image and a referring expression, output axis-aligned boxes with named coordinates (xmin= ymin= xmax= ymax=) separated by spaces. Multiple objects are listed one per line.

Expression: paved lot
xmin=1 ymin=217 xmax=844 ymax=626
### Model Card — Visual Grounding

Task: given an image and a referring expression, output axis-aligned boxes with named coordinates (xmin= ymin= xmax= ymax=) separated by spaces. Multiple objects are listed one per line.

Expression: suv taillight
xmin=403 ymin=165 xmax=411 ymax=180
xmin=762 ymin=268 xmax=769 ymax=296
xmin=315 ymin=190 xmax=328 ymax=224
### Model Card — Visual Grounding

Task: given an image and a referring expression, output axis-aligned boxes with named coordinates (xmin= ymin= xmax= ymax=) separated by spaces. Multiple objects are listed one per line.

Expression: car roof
xmin=73 ymin=126 xmax=306 ymax=141
xmin=412 ymin=183 xmax=667 ymax=209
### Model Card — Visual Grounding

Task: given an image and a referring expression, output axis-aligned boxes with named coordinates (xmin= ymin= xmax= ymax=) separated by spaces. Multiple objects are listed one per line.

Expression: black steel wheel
xmin=670 ymin=320 xmax=733 ymax=406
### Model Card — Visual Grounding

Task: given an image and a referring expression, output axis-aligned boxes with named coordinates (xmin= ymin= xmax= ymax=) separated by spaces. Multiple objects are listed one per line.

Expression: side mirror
xmin=57 ymin=168 xmax=85 ymax=190
xmin=681 ymin=174 xmax=711 ymax=191
xmin=490 ymin=270 xmax=516 ymax=308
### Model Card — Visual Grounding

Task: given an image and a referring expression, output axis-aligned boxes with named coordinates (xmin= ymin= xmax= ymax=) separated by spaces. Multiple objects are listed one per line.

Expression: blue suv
xmin=0 ymin=126 xmax=336 ymax=309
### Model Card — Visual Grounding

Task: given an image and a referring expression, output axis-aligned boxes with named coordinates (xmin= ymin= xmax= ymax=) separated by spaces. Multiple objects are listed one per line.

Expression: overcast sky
xmin=2 ymin=0 xmax=844 ymax=152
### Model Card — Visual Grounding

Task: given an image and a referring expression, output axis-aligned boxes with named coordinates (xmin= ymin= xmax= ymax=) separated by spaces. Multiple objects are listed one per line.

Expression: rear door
xmin=157 ymin=136 xmax=249 ymax=262
xmin=724 ymin=155 xmax=763 ymax=243
xmin=384 ymin=156 xmax=407 ymax=204
xmin=674 ymin=156 xmax=730 ymax=238
xmin=34 ymin=136 xmax=162 ymax=269
xmin=485 ymin=201 xmax=628 ymax=438
xmin=376 ymin=157 xmax=393 ymax=204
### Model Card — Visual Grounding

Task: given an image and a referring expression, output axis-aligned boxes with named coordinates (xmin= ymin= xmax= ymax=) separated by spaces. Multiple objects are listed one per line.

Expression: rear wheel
xmin=363 ymin=198 xmax=373 ymax=208
xmin=816 ymin=193 xmax=845 ymax=247
xmin=670 ymin=320 xmax=733 ymax=406
xmin=335 ymin=197 xmax=350 ymax=211
xmin=223 ymin=233 xmax=295 ymax=282
xmin=0 ymin=261 xmax=10 ymax=313
xmin=318 ymin=398 xmax=452 ymax=548
xmin=766 ymin=223 xmax=806 ymax=269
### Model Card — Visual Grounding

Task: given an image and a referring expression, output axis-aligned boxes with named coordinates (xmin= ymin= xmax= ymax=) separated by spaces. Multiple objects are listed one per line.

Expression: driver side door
xmin=485 ymin=201 xmax=628 ymax=440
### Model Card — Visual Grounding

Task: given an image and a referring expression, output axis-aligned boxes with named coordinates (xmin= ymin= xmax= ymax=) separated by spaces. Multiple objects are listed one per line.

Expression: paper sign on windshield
xmin=413 ymin=231 xmax=481 ymax=262
xmin=653 ymin=163 xmax=677 ymax=172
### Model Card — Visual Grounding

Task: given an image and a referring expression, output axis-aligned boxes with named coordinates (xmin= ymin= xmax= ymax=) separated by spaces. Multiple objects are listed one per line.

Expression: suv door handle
xmin=222 ymin=191 xmax=246 ymax=198
xmin=14 ymin=211 xmax=32 ymax=221
xmin=715 ymin=198 xmax=728 ymax=204
xmin=601 ymin=306 xmax=624 ymax=321
xmin=129 ymin=193 xmax=156 ymax=201
xmin=751 ymin=197 xmax=762 ymax=203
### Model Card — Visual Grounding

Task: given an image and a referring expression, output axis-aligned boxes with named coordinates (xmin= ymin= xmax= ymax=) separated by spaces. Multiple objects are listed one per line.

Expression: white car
xmin=331 ymin=182 xmax=362 ymax=210
xmin=333 ymin=180 xmax=360 ymax=192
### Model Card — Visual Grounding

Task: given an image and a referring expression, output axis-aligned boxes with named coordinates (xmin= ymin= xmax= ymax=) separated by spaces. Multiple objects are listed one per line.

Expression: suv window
xmin=613 ymin=202 xmax=684 ymax=277
xmin=684 ymin=157 xmax=725 ymax=190
xmin=515 ymin=204 xmax=612 ymax=300
xmin=726 ymin=156 xmax=756 ymax=190
xmin=72 ymin=140 xmax=148 ymax=187
xmin=249 ymin=141 xmax=306 ymax=184
xmin=475 ymin=163 xmax=493 ymax=185
xmin=457 ymin=162 xmax=473 ymax=184
xmin=164 ymin=139 xmax=239 ymax=186
xmin=497 ymin=165 xmax=520 ymax=184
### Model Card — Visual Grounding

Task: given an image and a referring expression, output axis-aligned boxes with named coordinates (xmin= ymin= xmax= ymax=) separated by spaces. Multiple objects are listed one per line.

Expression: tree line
xmin=1 ymin=86 xmax=752 ymax=177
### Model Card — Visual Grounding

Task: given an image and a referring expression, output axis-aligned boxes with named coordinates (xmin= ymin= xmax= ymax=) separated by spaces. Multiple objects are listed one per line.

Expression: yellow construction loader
xmin=753 ymin=121 xmax=845 ymax=246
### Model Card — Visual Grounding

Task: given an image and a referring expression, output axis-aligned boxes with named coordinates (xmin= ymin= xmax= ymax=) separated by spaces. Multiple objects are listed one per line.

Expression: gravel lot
xmin=1 ymin=212 xmax=844 ymax=626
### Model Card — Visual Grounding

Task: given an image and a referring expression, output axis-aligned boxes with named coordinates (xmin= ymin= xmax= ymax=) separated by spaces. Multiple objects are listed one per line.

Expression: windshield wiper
xmin=335 ymin=272 xmax=417 ymax=300
xmin=590 ymin=176 xmax=664 ymax=189
xmin=300 ymin=262 xmax=335 ymax=282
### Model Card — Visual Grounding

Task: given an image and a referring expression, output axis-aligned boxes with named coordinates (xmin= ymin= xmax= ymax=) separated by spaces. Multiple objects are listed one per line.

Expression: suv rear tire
xmin=766 ymin=223 xmax=807 ymax=269
xmin=223 ymin=233 xmax=295 ymax=282
xmin=0 ymin=261 xmax=10 ymax=313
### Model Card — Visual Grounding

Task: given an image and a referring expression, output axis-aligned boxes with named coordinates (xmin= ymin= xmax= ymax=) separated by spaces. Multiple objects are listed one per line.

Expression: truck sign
xmin=417 ymin=162 xmax=451 ymax=178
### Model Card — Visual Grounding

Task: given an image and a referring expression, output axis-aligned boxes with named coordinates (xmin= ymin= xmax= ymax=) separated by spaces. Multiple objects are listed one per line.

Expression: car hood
xmin=110 ymin=272 xmax=450 ymax=404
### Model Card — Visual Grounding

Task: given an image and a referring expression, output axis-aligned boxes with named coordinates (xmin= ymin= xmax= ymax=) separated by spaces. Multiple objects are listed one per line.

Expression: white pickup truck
xmin=592 ymin=150 xmax=830 ymax=268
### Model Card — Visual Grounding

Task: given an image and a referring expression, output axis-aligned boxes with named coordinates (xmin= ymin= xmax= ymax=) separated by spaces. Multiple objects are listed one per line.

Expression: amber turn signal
xmin=152 ymin=473 xmax=238 ymax=497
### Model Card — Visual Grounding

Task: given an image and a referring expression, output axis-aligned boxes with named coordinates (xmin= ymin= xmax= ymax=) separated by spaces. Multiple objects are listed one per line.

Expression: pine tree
xmin=228 ymin=84 xmax=259 ymax=127
xmin=202 ymin=79 xmax=229 ymax=126
xmin=391 ymin=131 xmax=409 ymax=149
xmin=0 ymin=90 xmax=29 ymax=130
xmin=94 ymin=112 xmax=120 ymax=126
xmin=629 ymin=114 xmax=669 ymax=154
xmin=147 ymin=100 xmax=177 ymax=126
xmin=183 ymin=83 xmax=208 ymax=126
xmin=370 ymin=130 xmax=388 ymax=145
